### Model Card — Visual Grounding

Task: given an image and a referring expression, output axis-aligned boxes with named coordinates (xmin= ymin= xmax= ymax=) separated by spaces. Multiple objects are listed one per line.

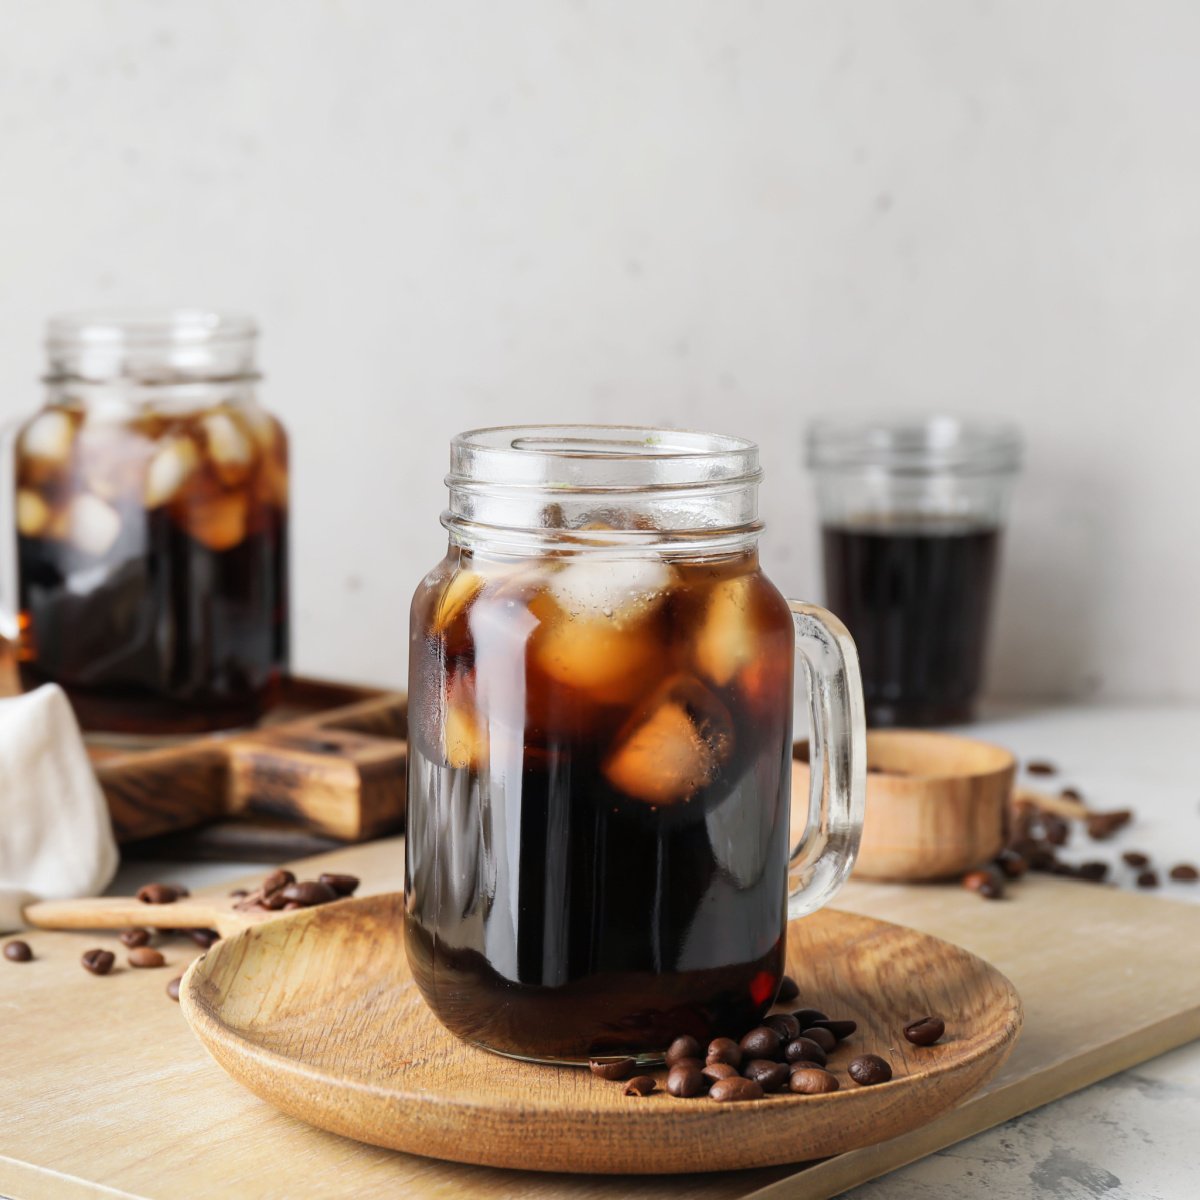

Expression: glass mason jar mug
xmin=406 ymin=426 xmax=866 ymax=1064
xmin=3 ymin=311 xmax=289 ymax=733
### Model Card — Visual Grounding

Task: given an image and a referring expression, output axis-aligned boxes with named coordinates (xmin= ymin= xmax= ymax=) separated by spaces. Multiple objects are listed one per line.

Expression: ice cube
xmin=603 ymin=675 xmax=734 ymax=805
xmin=433 ymin=569 xmax=485 ymax=636
xmin=144 ymin=437 xmax=200 ymax=508
xmin=546 ymin=558 xmax=672 ymax=619
xmin=67 ymin=493 xmax=122 ymax=557
xmin=19 ymin=410 xmax=75 ymax=465
xmin=16 ymin=489 xmax=51 ymax=537
xmin=186 ymin=493 xmax=248 ymax=552
xmin=695 ymin=577 xmax=757 ymax=686
xmin=443 ymin=675 xmax=484 ymax=769
xmin=203 ymin=411 xmax=255 ymax=486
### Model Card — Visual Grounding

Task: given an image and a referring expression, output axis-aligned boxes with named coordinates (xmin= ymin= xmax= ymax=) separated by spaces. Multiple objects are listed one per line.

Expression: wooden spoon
xmin=23 ymin=893 xmax=314 ymax=938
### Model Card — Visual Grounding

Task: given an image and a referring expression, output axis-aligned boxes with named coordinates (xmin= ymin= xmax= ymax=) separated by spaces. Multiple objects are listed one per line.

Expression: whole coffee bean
xmin=128 ymin=946 xmax=166 ymax=969
xmin=776 ymin=975 xmax=800 ymax=1003
xmin=167 ymin=976 xmax=182 ymax=1002
xmin=136 ymin=882 xmax=180 ymax=905
xmin=783 ymin=1037 xmax=827 ymax=1067
xmin=318 ymin=872 xmax=360 ymax=897
xmin=709 ymin=1077 xmax=764 ymax=1103
xmin=962 ymin=868 xmax=997 ymax=894
xmin=622 ymin=1075 xmax=656 ymax=1097
xmin=848 ymin=1054 xmax=893 ymax=1086
xmin=259 ymin=890 xmax=288 ymax=910
xmin=1086 ymin=810 xmax=1133 ymax=841
xmin=81 ymin=948 xmax=116 ymax=975
xmin=1042 ymin=815 xmax=1070 ymax=846
xmin=808 ymin=1018 xmax=857 ymax=1041
xmin=706 ymin=1037 xmax=742 ymax=1067
xmin=1170 ymin=864 xmax=1199 ymax=882
xmin=1078 ymin=861 xmax=1109 ymax=883
xmin=666 ymin=1064 xmax=709 ymax=1097
xmin=799 ymin=1026 xmax=837 ymax=1054
xmin=1137 ymin=869 xmax=1160 ymax=888
xmin=187 ymin=928 xmax=220 ymax=948
xmin=792 ymin=1008 xmax=828 ymax=1028
xmin=262 ymin=869 xmax=296 ymax=895
xmin=788 ymin=1059 xmax=826 ymax=1073
xmin=119 ymin=927 xmax=151 ymax=948
xmin=588 ymin=1057 xmax=636 ymax=1081
xmin=789 ymin=1068 xmax=840 ymax=1095
xmin=978 ymin=879 xmax=1005 ymax=900
xmin=764 ymin=1013 xmax=801 ymax=1043
xmin=739 ymin=1026 xmax=782 ymax=1060
xmin=1061 ymin=786 xmax=1084 ymax=801
xmin=1122 ymin=851 xmax=1150 ymax=868
xmin=666 ymin=1035 xmax=703 ymax=1066
xmin=903 ymin=1016 xmax=945 ymax=1046
xmin=742 ymin=1059 xmax=790 ymax=1092
xmin=995 ymin=849 xmax=1028 ymax=879
xmin=702 ymin=1062 xmax=739 ymax=1082
xmin=280 ymin=880 xmax=339 ymax=907
xmin=1026 ymin=760 xmax=1057 ymax=776
xmin=3 ymin=940 xmax=32 ymax=963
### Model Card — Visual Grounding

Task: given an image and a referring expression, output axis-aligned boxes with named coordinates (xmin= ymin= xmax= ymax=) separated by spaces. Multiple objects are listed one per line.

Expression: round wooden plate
xmin=181 ymin=894 xmax=1021 ymax=1174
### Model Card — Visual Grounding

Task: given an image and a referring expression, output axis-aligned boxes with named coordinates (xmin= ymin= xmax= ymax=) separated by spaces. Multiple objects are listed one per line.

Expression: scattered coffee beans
xmin=588 ymin=1057 xmax=636 ymax=1081
xmin=787 ymin=1059 xmax=826 ymax=1073
xmin=665 ymin=1035 xmax=702 ymax=1066
xmin=792 ymin=1008 xmax=828 ymax=1028
xmin=979 ymin=878 xmax=1005 ymax=899
xmin=3 ymin=940 xmax=32 ymax=962
xmin=706 ymin=1037 xmax=742 ymax=1067
xmin=701 ymin=1062 xmax=739 ymax=1082
xmin=808 ymin=1018 xmax=856 ymax=1041
xmin=903 ymin=1016 xmax=945 ymax=1046
xmin=166 ymin=976 xmax=182 ymax=1002
xmin=709 ymin=1077 xmax=763 ymax=1102
xmin=1060 ymin=786 xmax=1084 ymax=801
xmin=128 ymin=946 xmax=166 ymax=968
xmin=995 ymin=849 xmax=1028 ymax=879
xmin=1026 ymin=760 xmax=1057 ymax=776
xmin=136 ymin=882 xmax=182 ymax=905
xmin=260 ymin=890 xmax=289 ymax=911
xmin=739 ymin=1026 xmax=782 ymax=1060
xmin=742 ymin=1059 xmax=790 ymax=1092
xmin=789 ymin=1068 xmax=840 ymax=1095
xmin=81 ymin=948 xmax=116 ymax=975
xmin=1077 ymin=861 xmax=1109 ymax=883
xmin=261 ymin=869 xmax=296 ymax=895
xmin=1170 ymin=864 xmax=1199 ymax=882
xmin=798 ymin=1026 xmax=837 ymax=1054
xmin=229 ymin=888 xmax=249 ymax=899
xmin=318 ymin=873 xmax=360 ymax=897
xmin=119 ymin=927 xmax=151 ymax=948
xmin=1136 ymin=869 xmax=1160 ymax=889
xmin=1086 ymin=810 xmax=1132 ymax=841
xmin=776 ymin=975 xmax=800 ymax=1003
xmin=1122 ymin=851 xmax=1150 ymax=868
xmin=783 ymin=1038 xmax=827 ymax=1067
xmin=186 ymin=928 xmax=220 ymax=948
xmin=763 ymin=1013 xmax=801 ymax=1043
xmin=848 ymin=1054 xmax=893 ymax=1086
xmin=1042 ymin=814 xmax=1070 ymax=846
xmin=666 ymin=1064 xmax=708 ymax=1097
xmin=280 ymin=880 xmax=339 ymax=907
xmin=622 ymin=1075 xmax=656 ymax=1097
xmin=961 ymin=869 xmax=993 ymax=893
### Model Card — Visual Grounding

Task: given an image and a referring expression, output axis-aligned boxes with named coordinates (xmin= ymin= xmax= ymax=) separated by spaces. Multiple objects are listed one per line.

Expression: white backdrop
xmin=0 ymin=1 xmax=1196 ymax=700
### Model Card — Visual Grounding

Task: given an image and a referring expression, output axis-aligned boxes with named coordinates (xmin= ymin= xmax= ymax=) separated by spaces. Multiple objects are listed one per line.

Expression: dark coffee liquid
xmin=821 ymin=522 xmax=1000 ymax=727
xmin=405 ymin=552 xmax=794 ymax=1061
xmin=17 ymin=515 xmax=287 ymax=733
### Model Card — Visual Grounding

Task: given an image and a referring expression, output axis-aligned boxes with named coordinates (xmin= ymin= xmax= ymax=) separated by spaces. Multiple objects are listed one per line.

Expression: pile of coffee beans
xmin=587 ymin=976 xmax=945 ymax=1102
xmin=233 ymin=869 xmax=359 ymax=913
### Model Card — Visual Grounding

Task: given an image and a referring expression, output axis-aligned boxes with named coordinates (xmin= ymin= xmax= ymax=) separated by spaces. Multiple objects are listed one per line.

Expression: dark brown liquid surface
xmin=405 ymin=550 xmax=794 ymax=1060
xmin=822 ymin=523 xmax=1000 ymax=727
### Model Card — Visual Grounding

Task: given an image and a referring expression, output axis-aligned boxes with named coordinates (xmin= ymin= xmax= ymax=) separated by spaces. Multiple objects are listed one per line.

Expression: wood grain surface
xmin=181 ymin=895 xmax=1020 ymax=1174
xmin=2 ymin=838 xmax=1199 ymax=1199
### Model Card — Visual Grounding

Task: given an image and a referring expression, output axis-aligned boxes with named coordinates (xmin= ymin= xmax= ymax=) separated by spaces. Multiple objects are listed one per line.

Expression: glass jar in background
xmin=806 ymin=416 xmax=1021 ymax=728
xmin=3 ymin=311 xmax=289 ymax=733
xmin=406 ymin=425 xmax=865 ymax=1064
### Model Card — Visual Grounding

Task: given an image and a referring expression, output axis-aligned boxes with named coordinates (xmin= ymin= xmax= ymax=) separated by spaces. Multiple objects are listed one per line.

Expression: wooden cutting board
xmin=2 ymin=838 xmax=1198 ymax=1200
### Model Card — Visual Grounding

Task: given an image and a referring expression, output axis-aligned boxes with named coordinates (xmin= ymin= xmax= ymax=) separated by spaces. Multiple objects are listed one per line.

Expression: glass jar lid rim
xmin=806 ymin=414 xmax=1022 ymax=474
xmin=47 ymin=309 xmax=257 ymax=347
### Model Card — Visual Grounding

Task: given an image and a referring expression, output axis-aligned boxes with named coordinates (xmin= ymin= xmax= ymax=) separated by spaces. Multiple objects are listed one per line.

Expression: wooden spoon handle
xmin=23 ymin=896 xmax=234 ymax=934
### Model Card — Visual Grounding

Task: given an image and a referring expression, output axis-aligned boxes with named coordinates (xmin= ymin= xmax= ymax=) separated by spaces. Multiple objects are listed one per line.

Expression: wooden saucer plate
xmin=181 ymin=894 xmax=1021 ymax=1175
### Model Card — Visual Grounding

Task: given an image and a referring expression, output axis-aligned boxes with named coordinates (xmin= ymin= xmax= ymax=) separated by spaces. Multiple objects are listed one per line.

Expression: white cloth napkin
xmin=0 ymin=684 xmax=118 ymax=931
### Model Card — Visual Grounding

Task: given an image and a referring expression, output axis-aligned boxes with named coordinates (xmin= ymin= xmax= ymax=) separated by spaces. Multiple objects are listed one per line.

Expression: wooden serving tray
xmin=181 ymin=893 xmax=1021 ymax=1174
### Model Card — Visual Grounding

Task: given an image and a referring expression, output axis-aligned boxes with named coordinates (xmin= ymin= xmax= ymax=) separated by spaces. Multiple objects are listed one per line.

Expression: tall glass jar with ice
xmin=406 ymin=426 xmax=866 ymax=1064
xmin=5 ymin=311 xmax=289 ymax=733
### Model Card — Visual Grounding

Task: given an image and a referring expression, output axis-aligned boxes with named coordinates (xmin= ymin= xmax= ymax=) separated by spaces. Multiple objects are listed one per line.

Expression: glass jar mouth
xmin=806 ymin=415 xmax=1022 ymax=477
xmin=45 ymin=310 xmax=259 ymax=384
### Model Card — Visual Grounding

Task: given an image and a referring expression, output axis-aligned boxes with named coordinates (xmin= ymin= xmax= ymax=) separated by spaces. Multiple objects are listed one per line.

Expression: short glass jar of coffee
xmin=406 ymin=426 xmax=864 ymax=1064
xmin=807 ymin=416 xmax=1021 ymax=728
xmin=7 ymin=311 xmax=289 ymax=733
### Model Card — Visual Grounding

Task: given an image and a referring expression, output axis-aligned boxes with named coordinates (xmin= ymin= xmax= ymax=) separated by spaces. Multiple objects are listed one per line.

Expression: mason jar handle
xmin=787 ymin=601 xmax=866 ymax=921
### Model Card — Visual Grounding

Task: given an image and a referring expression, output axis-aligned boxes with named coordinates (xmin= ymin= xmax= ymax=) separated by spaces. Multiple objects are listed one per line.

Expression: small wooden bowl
xmin=794 ymin=730 xmax=1016 ymax=882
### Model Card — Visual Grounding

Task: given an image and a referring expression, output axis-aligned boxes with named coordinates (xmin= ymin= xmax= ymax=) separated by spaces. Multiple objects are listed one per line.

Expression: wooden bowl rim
xmin=795 ymin=729 xmax=1016 ymax=784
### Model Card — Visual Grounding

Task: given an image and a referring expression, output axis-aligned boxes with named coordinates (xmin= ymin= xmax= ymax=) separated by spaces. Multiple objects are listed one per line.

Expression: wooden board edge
xmin=742 ymin=1007 xmax=1200 ymax=1200
xmin=0 ymin=1154 xmax=143 ymax=1200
